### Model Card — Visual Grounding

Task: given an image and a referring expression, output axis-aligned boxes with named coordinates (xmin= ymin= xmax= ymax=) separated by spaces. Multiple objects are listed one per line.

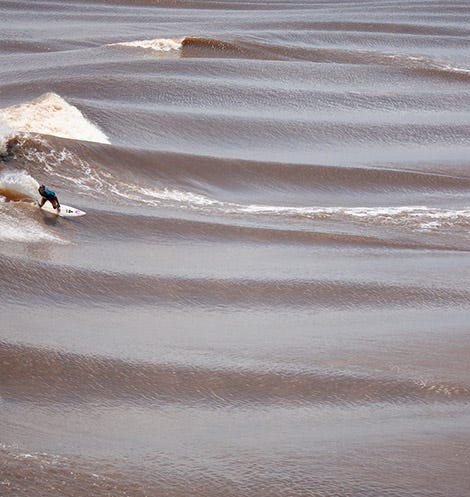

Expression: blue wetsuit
xmin=38 ymin=186 xmax=60 ymax=209
xmin=42 ymin=187 xmax=56 ymax=200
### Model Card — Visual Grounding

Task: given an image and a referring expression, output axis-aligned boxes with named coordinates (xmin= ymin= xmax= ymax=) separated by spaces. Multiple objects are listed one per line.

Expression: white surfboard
xmin=37 ymin=201 xmax=86 ymax=218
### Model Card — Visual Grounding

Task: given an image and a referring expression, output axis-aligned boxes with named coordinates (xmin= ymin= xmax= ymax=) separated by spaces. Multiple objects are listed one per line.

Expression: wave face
xmin=1 ymin=1 xmax=470 ymax=497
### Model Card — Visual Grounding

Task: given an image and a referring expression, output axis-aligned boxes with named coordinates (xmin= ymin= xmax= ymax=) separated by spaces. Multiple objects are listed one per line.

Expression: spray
xmin=0 ymin=169 xmax=40 ymax=201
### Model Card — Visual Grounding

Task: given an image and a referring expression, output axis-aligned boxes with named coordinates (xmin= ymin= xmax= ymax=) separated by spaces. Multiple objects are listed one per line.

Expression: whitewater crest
xmin=235 ymin=204 xmax=470 ymax=232
xmin=109 ymin=38 xmax=183 ymax=52
xmin=0 ymin=93 xmax=110 ymax=144
xmin=0 ymin=169 xmax=39 ymax=201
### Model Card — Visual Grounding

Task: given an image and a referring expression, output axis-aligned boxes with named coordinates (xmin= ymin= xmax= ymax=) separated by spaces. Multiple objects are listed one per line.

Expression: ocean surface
xmin=1 ymin=1 xmax=470 ymax=495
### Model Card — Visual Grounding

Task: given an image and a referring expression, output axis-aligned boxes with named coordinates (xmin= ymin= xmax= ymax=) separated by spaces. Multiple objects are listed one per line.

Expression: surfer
xmin=38 ymin=184 xmax=61 ymax=212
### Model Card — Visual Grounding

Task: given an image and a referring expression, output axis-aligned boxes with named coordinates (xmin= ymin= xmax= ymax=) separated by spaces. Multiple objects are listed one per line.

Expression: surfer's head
xmin=38 ymin=184 xmax=45 ymax=194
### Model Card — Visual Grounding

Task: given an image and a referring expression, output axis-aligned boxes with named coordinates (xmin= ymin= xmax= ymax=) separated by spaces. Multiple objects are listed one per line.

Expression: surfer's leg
xmin=51 ymin=199 xmax=60 ymax=211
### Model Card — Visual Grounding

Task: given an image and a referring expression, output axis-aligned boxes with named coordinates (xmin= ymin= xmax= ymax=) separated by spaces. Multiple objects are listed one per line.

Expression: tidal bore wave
xmin=2 ymin=1 xmax=470 ymax=496
xmin=2 ymin=342 xmax=469 ymax=407
xmin=1 ymin=254 xmax=469 ymax=309
xmin=109 ymin=35 xmax=470 ymax=80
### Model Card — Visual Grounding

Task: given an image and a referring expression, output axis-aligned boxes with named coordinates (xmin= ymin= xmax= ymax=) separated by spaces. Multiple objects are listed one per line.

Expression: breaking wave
xmin=236 ymin=204 xmax=470 ymax=232
xmin=0 ymin=169 xmax=39 ymax=201
xmin=109 ymin=37 xmax=183 ymax=52
xmin=0 ymin=93 xmax=110 ymax=144
xmin=106 ymin=35 xmax=470 ymax=79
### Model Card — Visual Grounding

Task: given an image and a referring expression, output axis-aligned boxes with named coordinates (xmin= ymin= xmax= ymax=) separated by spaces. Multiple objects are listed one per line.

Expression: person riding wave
xmin=38 ymin=184 xmax=61 ymax=212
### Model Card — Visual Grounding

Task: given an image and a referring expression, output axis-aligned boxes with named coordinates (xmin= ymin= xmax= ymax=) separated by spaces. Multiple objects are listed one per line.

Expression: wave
xmin=235 ymin=204 xmax=470 ymax=232
xmin=0 ymin=93 xmax=110 ymax=144
xmin=27 ymin=137 xmax=470 ymax=194
xmin=81 ymin=210 xmax=466 ymax=251
xmin=107 ymin=35 xmax=470 ymax=79
xmin=4 ymin=137 xmax=470 ymax=236
xmin=107 ymin=36 xmax=251 ymax=58
xmin=2 ymin=341 xmax=469 ymax=407
xmin=124 ymin=153 xmax=470 ymax=197
xmin=2 ymin=254 xmax=469 ymax=309
xmin=14 ymin=138 xmax=218 ymax=209
xmin=108 ymin=35 xmax=300 ymax=60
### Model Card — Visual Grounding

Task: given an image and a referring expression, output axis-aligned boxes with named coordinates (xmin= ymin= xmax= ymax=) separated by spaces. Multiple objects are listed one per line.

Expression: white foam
xmin=135 ymin=185 xmax=219 ymax=206
xmin=0 ymin=93 xmax=110 ymax=144
xmin=0 ymin=169 xmax=40 ymax=199
xmin=109 ymin=37 xmax=183 ymax=52
xmin=0 ymin=117 xmax=10 ymax=136
xmin=0 ymin=116 xmax=13 ymax=155
xmin=233 ymin=203 xmax=470 ymax=231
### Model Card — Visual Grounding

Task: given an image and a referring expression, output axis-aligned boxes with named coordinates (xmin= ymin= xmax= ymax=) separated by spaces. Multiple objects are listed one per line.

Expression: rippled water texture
xmin=1 ymin=1 xmax=470 ymax=496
